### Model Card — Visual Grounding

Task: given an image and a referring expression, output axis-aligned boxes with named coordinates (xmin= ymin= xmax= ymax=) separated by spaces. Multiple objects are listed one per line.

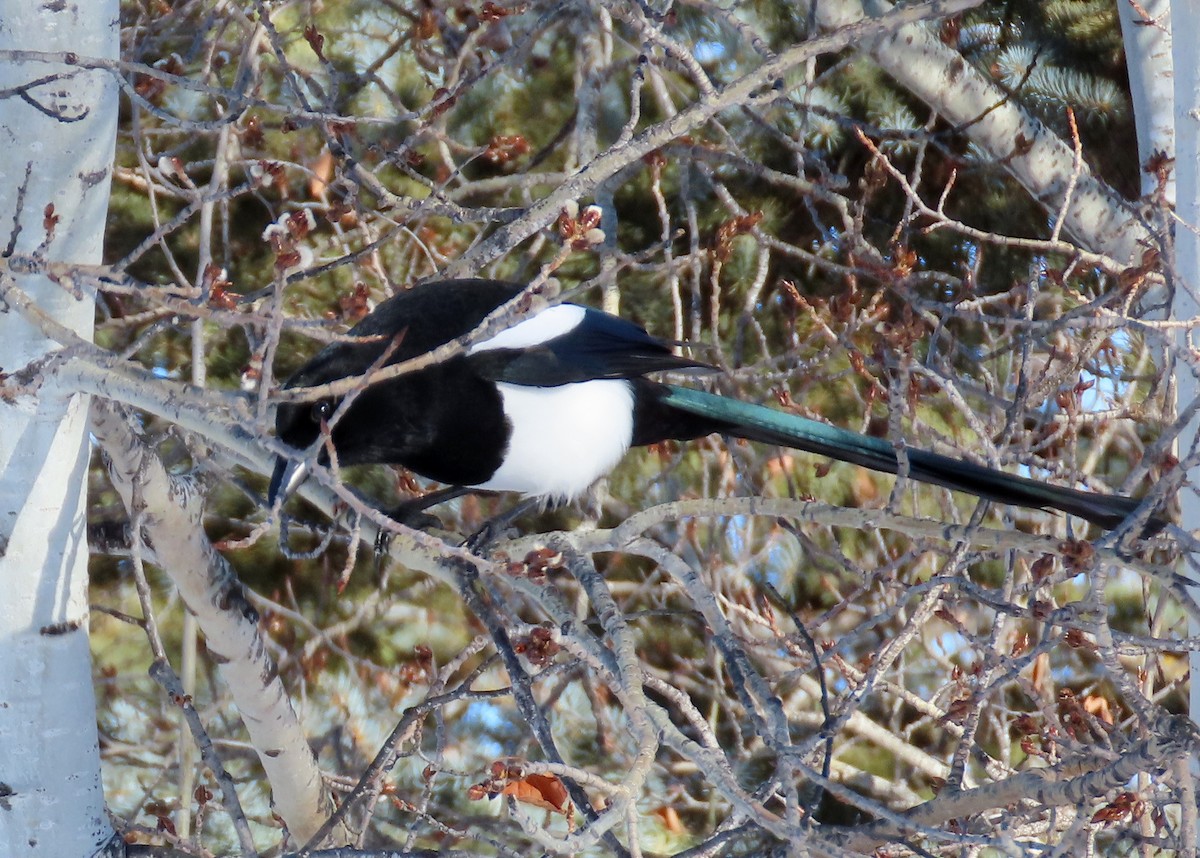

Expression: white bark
xmin=0 ymin=4 xmax=117 ymax=857
xmin=1169 ymin=1 xmax=1200 ymax=731
xmin=814 ymin=0 xmax=1148 ymax=263
xmin=89 ymin=401 xmax=349 ymax=848
xmin=1121 ymin=0 xmax=1175 ymax=201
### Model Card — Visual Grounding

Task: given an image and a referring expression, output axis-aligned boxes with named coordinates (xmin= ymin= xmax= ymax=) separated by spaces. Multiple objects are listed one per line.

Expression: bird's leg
xmin=375 ymin=485 xmax=473 ymax=555
xmin=464 ymin=496 xmax=546 ymax=554
xmin=375 ymin=488 xmax=546 ymax=556
xmin=386 ymin=485 xmax=472 ymax=528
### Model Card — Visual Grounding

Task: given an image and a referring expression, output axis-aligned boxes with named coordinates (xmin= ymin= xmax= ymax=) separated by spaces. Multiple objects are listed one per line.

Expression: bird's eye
xmin=310 ymin=400 xmax=332 ymax=423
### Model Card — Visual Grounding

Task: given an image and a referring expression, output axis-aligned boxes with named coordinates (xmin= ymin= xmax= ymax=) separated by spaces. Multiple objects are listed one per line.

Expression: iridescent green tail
xmin=660 ymin=385 xmax=1164 ymax=536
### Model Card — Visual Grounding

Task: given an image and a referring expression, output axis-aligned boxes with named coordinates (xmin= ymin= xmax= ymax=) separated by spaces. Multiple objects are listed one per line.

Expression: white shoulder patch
xmin=468 ymin=304 xmax=586 ymax=353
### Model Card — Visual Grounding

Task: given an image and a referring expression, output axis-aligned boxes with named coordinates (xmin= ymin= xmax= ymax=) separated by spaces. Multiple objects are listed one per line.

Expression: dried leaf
xmin=654 ymin=804 xmax=685 ymax=834
xmin=309 ymin=148 xmax=334 ymax=198
xmin=1083 ymin=694 xmax=1113 ymax=725
xmin=500 ymin=773 xmax=570 ymax=815
xmin=1030 ymin=652 xmax=1051 ymax=698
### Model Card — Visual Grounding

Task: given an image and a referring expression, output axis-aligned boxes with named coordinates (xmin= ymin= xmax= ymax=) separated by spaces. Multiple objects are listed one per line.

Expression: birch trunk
xmin=0 ymin=2 xmax=119 ymax=856
xmin=1169 ymin=1 xmax=1200 ymax=734
xmin=1121 ymin=0 xmax=1174 ymax=202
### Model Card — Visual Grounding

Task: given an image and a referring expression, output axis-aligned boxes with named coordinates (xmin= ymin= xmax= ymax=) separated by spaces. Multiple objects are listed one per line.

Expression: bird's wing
xmin=468 ymin=306 xmax=712 ymax=386
xmin=281 ymin=279 xmax=525 ymax=388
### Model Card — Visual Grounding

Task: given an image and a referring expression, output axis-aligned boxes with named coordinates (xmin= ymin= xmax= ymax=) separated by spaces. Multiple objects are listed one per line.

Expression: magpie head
xmin=268 ymin=338 xmax=412 ymax=507
xmin=269 ymin=394 xmax=339 ymax=508
xmin=269 ymin=336 xmax=379 ymax=507
xmin=276 ymin=396 xmax=336 ymax=452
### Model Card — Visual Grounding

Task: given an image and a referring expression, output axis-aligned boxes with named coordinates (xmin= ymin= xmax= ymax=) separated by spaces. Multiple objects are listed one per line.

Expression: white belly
xmin=472 ymin=379 xmax=635 ymax=502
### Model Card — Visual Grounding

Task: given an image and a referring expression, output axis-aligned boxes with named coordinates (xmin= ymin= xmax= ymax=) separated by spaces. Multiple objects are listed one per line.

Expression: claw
xmin=374 ymin=504 xmax=448 ymax=557
xmin=463 ymin=519 xmax=519 ymax=555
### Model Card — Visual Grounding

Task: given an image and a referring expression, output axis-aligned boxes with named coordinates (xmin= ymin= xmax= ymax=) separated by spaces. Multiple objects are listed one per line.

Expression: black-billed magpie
xmin=269 ymin=278 xmax=1164 ymax=536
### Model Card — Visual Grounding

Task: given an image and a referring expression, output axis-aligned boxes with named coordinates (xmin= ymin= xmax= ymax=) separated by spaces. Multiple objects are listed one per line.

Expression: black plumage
xmin=270 ymin=278 xmax=1164 ymax=537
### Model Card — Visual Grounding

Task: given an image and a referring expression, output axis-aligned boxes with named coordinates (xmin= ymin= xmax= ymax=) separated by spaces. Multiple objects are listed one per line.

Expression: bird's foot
xmin=462 ymin=497 xmax=543 ymax=555
xmin=463 ymin=518 xmax=520 ymax=555
xmin=373 ymin=502 xmax=448 ymax=556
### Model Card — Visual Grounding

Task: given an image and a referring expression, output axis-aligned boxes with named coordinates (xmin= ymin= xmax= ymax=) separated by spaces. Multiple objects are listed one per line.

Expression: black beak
xmin=268 ymin=456 xmax=310 ymax=508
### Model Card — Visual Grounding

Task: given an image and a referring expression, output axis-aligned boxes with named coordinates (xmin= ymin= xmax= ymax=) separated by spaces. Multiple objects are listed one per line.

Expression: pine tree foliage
xmin=991 ymin=43 xmax=1128 ymax=121
xmin=1043 ymin=0 xmax=1124 ymax=62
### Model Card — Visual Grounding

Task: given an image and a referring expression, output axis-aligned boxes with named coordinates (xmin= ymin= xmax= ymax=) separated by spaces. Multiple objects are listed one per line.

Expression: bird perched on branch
xmin=268 ymin=278 xmax=1164 ymax=539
